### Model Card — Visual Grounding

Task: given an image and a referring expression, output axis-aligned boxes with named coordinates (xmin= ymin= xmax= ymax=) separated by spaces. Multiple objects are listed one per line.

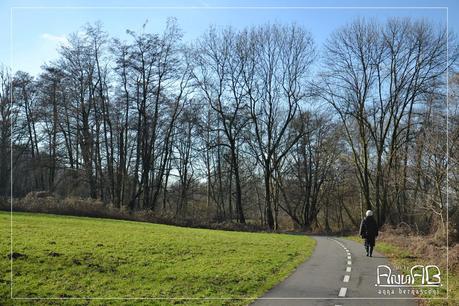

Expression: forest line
xmin=0 ymin=17 xmax=457 ymax=233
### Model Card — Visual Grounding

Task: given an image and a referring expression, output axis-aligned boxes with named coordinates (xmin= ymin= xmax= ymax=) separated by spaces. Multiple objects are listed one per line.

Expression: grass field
xmin=347 ymin=236 xmax=456 ymax=305
xmin=0 ymin=212 xmax=315 ymax=305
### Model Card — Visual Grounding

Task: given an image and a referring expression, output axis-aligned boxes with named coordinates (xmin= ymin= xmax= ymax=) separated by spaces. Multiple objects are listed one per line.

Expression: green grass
xmin=0 ymin=211 xmax=315 ymax=305
xmin=347 ymin=236 xmax=456 ymax=305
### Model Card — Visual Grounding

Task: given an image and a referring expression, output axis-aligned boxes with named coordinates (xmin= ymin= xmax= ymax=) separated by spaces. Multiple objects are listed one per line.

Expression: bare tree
xmin=242 ymin=23 xmax=315 ymax=229
xmin=191 ymin=27 xmax=251 ymax=223
xmin=319 ymin=18 xmax=448 ymax=226
xmin=279 ymin=112 xmax=342 ymax=230
xmin=0 ymin=66 xmax=13 ymax=196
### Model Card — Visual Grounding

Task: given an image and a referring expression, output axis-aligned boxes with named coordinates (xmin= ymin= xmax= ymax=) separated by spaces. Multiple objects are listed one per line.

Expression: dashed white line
xmin=338 ymin=287 xmax=347 ymax=297
xmin=330 ymin=239 xmax=351 ymax=298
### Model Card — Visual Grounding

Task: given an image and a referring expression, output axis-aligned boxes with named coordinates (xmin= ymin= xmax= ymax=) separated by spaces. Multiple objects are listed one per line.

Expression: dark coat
xmin=359 ymin=216 xmax=378 ymax=247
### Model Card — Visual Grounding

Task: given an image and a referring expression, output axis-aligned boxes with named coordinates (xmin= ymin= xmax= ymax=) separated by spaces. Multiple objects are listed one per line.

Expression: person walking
xmin=359 ymin=210 xmax=378 ymax=257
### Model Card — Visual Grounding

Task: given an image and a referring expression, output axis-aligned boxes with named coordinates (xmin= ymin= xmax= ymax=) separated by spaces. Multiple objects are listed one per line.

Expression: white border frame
xmin=9 ymin=4 xmax=450 ymax=302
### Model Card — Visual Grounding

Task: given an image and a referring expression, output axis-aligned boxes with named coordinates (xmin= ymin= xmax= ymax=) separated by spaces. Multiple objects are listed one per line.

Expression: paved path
xmin=251 ymin=236 xmax=419 ymax=306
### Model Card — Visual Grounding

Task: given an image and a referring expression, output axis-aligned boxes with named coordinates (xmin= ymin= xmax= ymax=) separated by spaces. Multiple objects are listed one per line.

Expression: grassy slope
xmin=347 ymin=236 xmax=456 ymax=305
xmin=0 ymin=212 xmax=315 ymax=305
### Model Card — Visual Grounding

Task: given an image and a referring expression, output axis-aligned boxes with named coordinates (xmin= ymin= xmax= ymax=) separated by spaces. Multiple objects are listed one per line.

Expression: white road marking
xmin=338 ymin=287 xmax=347 ymax=297
xmin=330 ymin=239 xmax=350 ymax=298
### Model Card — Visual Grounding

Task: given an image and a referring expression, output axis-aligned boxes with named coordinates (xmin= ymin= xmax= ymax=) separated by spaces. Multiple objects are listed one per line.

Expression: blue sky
xmin=1 ymin=0 xmax=458 ymax=76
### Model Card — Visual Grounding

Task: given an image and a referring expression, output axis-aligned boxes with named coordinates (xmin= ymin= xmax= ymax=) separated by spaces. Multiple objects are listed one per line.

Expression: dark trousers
xmin=364 ymin=236 xmax=375 ymax=256
xmin=365 ymin=244 xmax=374 ymax=256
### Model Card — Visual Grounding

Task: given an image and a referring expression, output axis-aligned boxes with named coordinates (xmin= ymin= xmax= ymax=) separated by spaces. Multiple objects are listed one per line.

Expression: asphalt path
xmin=251 ymin=236 xmax=419 ymax=306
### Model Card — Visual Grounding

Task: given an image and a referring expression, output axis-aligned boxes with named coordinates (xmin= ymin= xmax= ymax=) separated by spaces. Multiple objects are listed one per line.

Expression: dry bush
xmin=277 ymin=215 xmax=295 ymax=231
xmin=15 ymin=193 xmax=107 ymax=217
xmin=0 ymin=194 xmax=265 ymax=232
xmin=449 ymin=244 xmax=459 ymax=273
xmin=379 ymin=223 xmax=457 ymax=276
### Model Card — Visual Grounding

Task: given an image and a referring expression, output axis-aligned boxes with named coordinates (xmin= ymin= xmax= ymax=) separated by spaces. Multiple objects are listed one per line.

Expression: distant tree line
xmin=0 ymin=17 xmax=457 ymax=233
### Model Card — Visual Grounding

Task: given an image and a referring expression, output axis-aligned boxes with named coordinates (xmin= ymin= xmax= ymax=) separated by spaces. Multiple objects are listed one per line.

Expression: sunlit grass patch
xmin=0 ymin=211 xmax=315 ymax=305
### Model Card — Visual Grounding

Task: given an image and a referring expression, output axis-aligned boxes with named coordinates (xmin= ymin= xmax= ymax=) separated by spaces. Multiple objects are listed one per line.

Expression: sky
xmin=1 ymin=0 xmax=458 ymax=76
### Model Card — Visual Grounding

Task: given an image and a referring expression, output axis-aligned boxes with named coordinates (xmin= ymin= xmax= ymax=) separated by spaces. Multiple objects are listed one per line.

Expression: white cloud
xmin=40 ymin=33 xmax=69 ymax=46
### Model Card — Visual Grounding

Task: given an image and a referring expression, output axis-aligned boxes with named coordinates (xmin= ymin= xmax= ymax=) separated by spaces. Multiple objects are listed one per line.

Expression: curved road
xmin=251 ymin=236 xmax=419 ymax=306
